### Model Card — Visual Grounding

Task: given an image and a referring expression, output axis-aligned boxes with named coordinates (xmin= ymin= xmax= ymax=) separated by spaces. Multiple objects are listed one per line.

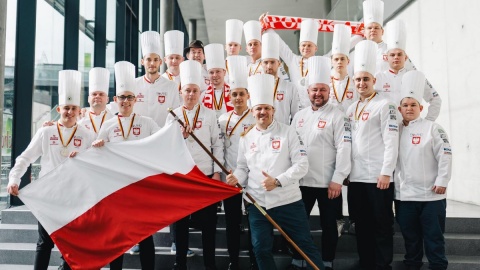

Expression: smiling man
xmin=134 ymin=31 xmax=180 ymax=127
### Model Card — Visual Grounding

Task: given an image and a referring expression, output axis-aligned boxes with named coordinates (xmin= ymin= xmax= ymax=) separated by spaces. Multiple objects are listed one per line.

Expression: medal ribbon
xmin=117 ymin=113 xmax=136 ymax=140
xmin=249 ymin=61 xmax=261 ymax=76
xmin=57 ymin=122 xmax=78 ymax=147
xmin=183 ymin=105 xmax=201 ymax=129
xmin=89 ymin=111 xmax=107 ymax=133
xmin=226 ymin=110 xmax=251 ymax=138
xmin=167 ymin=72 xmax=181 ymax=91
xmin=300 ymin=57 xmax=309 ymax=77
xmin=273 ymin=78 xmax=281 ymax=100
xmin=332 ymin=77 xmax=350 ymax=103
xmin=213 ymin=87 xmax=225 ymax=110
xmin=354 ymin=92 xmax=377 ymax=120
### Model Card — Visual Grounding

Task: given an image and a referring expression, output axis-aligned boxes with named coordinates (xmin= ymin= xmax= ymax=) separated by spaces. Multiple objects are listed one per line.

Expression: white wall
xmin=392 ymin=0 xmax=480 ymax=205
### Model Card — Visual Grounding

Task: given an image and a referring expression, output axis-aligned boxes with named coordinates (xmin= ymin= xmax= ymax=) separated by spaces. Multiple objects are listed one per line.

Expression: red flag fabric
xmin=261 ymin=14 xmax=365 ymax=36
xmin=18 ymin=122 xmax=240 ymax=270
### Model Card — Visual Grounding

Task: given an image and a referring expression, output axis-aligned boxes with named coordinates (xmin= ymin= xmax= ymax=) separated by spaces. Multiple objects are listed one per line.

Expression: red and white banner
xmin=261 ymin=14 xmax=365 ymax=36
xmin=19 ymin=122 xmax=240 ymax=270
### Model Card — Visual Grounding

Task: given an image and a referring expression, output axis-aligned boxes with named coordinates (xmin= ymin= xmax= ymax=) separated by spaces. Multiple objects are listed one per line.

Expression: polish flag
xmin=18 ymin=122 xmax=240 ymax=270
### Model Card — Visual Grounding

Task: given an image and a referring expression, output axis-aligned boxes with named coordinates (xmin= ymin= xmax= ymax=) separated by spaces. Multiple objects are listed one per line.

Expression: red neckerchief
xmin=202 ymin=83 xmax=234 ymax=112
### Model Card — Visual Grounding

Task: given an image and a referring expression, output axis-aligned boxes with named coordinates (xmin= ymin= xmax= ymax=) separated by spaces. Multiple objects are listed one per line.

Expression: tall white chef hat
xmin=88 ymin=67 xmax=110 ymax=95
xmin=400 ymin=70 xmax=425 ymax=104
xmin=307 ymin=56 xmax=331 ymax=86
xmin=261 ymin=32 xmax=279 ymax=60
xmin=180 ymin=60 xmax=203 ymax=88
xmin=58 ymin=70 xmax=82 ymax=106
xmin=331 ymin=24 xmax=352 ymax=56
xmin=248 ymin=74 xmax=275 ymax=108
xmin=226 ymin=19 xmax=244 ymax=44
xmin=226 ymin=55 xmax=248 ymax=89
xmin=300 ymin=19 xmax=319 ymax=45
xmin=363 ymin=0 xmax=384 ymax=26
xmin=354 ymin=40 xmax=377 ymax=76
xmin=141 ymin=31 xmax=162 ymax=58
xmin=164 ymin=30 xmax=184 ymax=56
xmin=385 ymin=19 xmax=406 ymax=52
xmin=205 ymin=43 xmax=226 ymax=70
xmin=243 ymin=20 xmax=262 ymax=44
xmin=114 ymin=61 xmax=136 ymax=94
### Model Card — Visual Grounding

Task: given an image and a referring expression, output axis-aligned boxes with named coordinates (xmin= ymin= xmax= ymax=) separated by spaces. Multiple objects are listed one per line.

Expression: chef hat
xmin=226 ymin=19 xmax=244 ymax=44
xmin=88 ymin=67 xmax=110 ymax=95
xmin=300 ymin=19 xmax=319 ymax=45
xmin=226 ymin=55 xmax=248 ymax=89
xmin=363 ymin=0 xmax=384 ymax=26
xmin=261 ymin=32 xmax=279 ymax=60
xmin=164 ymin=30 xmax=184 ymax=56
xmin=180 ymin=60 xmax=203 ymax=88
xmin=243 ymin=20 xmax=262 ymax=44
xmin=386 ymin=19 xmax=406 ymax=52
xmin=331 ymin=24 xmax=352 ymax=56
xmin=354 ymin=40 xmax=377 ymax=76
xmin=248 ymin=74 xmax=275 ymax=108
xmin=58 ymin=70 xmax=82 ymax=106
xmin=400 ymin=70 xmax=425 ymax=104
xmin=141 ymin=31 xmax=162 ymax=58
xmin=205 ymin=43 xmax=226 ymax=70
xmin=307 ymin=56 xmax=331 ymax=86
xmin=114 ymin=61 xmax=136 ymax=94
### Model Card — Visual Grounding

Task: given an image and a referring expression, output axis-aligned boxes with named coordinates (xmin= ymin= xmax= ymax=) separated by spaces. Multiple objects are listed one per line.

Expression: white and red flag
xmin=18 ymin=122 xmax=240 ymax=270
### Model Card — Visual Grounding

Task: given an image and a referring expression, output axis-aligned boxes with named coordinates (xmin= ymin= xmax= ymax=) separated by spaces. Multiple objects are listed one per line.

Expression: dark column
xmin=94 ymin=0 xmax=107 ymax=68
xmin=10 ymin=1 xmax=37 ymax=206
xmin=64 ymin=0 xmax=80 ymax=70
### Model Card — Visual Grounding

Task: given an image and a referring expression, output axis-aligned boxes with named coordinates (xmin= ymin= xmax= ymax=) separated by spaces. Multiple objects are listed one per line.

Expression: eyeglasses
xmin=117 ymin=95 xmax=135 ymax=101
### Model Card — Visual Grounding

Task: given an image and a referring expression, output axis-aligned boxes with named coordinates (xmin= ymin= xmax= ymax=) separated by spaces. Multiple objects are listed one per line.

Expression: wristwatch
xmin=274 ymin=178 xmax=282 ymax=187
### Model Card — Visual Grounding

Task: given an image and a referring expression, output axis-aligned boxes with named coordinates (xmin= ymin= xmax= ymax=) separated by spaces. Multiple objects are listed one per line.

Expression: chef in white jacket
xmin=346 ymin=40 xmax=398 ymax=270
xmin=134 ymin=31 xmax=180 ymax=127
xmin=292 ymin=56 xmax=351 ymax=269
xmin=226 ymin=74 xmax=323 ymax=270
xmin=374 ymin=20 xmax=441 ymax=122
xmin=395 ymin=70 xmax=451 ymax=270
xmin=8 ymin=70 xmax=95 ymax=270
xmin=166 ymin=60 xmax=223 ymax=270
xmin=261 ymin=33 xmax=299 ymax=125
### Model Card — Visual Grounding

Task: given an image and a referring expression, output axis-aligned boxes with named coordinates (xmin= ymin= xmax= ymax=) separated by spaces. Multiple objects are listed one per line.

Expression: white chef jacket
xmin=395 ymin=117 xmax=452 ymax=201
xmin=374 ymin=67 xmax=441 ymax=121
xmin=133 ymin=75 xmax=181 ymax=127
xmin=97 ymin=113 xmax=160 ymax=142
xmin=245 ymin=55 xmax=290 ymax=81
xmin=167 ymin=104 xmax=224 ymax=175
xmin=273 ymin=79 xmax=300 ymax=125
xmin=328 ymin=75 xmax=358 ymax=113
xmin=8 ymin=124 xmax=95 ymax=186
xmin=219 ymin=108 xmax=255 ymax=172
xmin=78 ymin=109 xmax=114 ymax=135
xmin=292 ymin=104 xmax=352 ymax=187
xmin=234 ymin=120 xmax=308 ymax=209
xmin=161 ymin=71 xmax=181 ymax=91
xmin=346 ymin=93 xmax=399 ymax=183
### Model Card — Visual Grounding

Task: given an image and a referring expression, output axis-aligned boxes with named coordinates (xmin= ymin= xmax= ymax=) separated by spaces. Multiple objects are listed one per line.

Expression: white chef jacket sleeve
xmin=8 ymin=128 xmax=45 ymax=186
xmin=210 ymin=113 xmax=224 ymax=173
xmin=96 ymin=122 xmax=111 ymax=142
xmin=276 ymin=128 xmax=309 ymax=187
xmin=331 ymin=115 xmax=352 ymax=185
xmin=380 ymin=101 xmax=399 ymax=176
xmin=423 ymin=78 xmax=442 ymax=121
xmin=234 ymin=136 xmax=249 ymax=186
xmin=431 ymin=123 xmax=452 ymax=187
xmin=289 ymin=86 xmax=300 ymax=124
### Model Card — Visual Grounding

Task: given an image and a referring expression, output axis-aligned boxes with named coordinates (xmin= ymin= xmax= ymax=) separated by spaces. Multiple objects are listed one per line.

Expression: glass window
xmin=79 ymin=0 xmax=96 ymax=107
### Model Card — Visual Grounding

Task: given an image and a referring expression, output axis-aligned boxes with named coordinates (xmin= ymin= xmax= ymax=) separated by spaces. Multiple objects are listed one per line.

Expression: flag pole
xmin=168 ymin=108 xmax=320 ymax=270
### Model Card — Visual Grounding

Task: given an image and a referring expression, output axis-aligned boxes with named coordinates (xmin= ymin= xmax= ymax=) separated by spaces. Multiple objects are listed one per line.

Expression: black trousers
xmin=295 ymin=186 xmax=342 ymax=263
xmin=174 ymin=202 xmax=218 ymax=268
xmin=348 ymin=182 xmax=394 ymax=270
xmin=34 ymin=222 xmax=71 ymax=270
xmin=224 ymin=192 xmax=243 ymax=264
